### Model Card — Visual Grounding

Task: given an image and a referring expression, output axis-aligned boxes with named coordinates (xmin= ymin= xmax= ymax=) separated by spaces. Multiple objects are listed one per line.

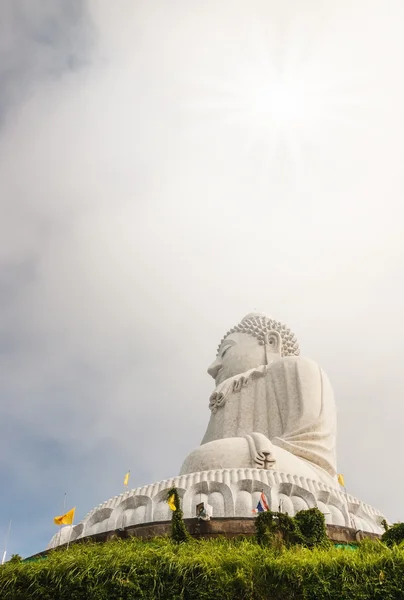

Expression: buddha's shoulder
xmin=267 ymin=356 xmax=327 ymax=377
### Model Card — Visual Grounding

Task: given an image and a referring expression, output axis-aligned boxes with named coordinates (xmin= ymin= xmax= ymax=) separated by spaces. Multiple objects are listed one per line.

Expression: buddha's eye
xmin=221 ymin=346 xmax=231 ymax=357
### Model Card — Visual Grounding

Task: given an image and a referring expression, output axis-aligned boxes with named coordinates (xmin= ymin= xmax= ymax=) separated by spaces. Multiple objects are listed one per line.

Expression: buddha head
xmin=207 ymin=313 xmax=300 ymax=386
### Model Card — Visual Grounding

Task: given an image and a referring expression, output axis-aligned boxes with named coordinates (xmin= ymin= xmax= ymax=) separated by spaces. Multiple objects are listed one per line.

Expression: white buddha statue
xmin=47 ymin=311 xmax=387 ymax=550
xmin=180 ymin=313 xmax=338 ymax=487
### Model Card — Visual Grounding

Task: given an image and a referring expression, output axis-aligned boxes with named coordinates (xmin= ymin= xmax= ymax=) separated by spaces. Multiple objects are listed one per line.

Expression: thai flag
xmin=254 ymin=492 xmax=269 ymax=513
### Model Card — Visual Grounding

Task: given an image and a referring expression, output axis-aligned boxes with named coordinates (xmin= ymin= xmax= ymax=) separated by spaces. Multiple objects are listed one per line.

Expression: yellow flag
xmin=54 ymin=507 xmax=75 ymax=526
xmin=167 ymin=493 xmax=177 ymax=511
xmin=123 ymin=471 xmax=130 ymax=486
xmin=338 ymin=473 xmax=345 ymax=487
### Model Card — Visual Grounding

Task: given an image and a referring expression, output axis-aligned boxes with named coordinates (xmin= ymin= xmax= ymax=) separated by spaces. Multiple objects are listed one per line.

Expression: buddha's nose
xmin=207 ymin=358 xmax=222 ymax=379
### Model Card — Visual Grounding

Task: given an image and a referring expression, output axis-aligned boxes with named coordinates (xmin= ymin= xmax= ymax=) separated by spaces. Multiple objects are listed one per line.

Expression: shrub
xmin=2 ymin=537 xmax=404 ymax=600
xmin=255 ymin=507 xmax=329 ymax=549
xmin=167 ymin=487 xmax=189 ymax=543
xmin=255 ymin=510 xmax=300 ymax=547
xmin=382 ymin=522 xmax=404 ymax=547
xmin=294 ymin=508 xmax=330 ymax=548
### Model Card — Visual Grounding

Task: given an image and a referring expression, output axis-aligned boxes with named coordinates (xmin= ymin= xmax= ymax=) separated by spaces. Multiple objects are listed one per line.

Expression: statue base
xmin=48 ymin=468 xmax=385 ymax=548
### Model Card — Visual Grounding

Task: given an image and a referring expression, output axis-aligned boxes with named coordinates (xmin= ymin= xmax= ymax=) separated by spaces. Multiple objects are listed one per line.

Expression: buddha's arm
xmin=179 ymin=437 xmax=253 ymax=474
xmin=266 ymin=356 xmax=337 ymax=478
xmin=266 ymin=356 xmax=336 ymax=436
xmin=179 ymin=431 xmax=329 ymax=481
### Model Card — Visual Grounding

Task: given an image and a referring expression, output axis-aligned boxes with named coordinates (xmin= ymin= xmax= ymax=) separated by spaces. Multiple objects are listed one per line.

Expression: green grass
xmin=1 ymin=536 xmax=404 ymax=599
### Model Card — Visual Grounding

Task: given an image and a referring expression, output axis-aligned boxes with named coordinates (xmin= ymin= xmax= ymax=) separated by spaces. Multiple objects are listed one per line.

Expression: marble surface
xmin=48 ymin=312 xmax=387 ymax=548
xmin=48 ymin=468 xmax=385 ymax=548
xmin=182 ymin=314 xmax=337 ymax=484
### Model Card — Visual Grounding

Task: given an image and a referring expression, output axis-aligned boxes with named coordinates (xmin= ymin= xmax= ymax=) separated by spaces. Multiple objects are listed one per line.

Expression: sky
xmin=1 ymin=0 xmax=404 ymax=558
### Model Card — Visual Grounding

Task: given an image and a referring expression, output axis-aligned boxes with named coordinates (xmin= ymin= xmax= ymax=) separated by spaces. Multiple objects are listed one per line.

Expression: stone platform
xmin=48 ymin=468 xmax=385 ymax=549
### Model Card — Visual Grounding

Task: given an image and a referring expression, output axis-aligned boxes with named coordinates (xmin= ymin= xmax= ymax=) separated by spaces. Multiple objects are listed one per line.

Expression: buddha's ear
xmin=265 ymin=330 xmax=282 ymax=354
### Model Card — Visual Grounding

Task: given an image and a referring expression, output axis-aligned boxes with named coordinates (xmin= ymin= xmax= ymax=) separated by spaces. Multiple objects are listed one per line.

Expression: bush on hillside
xmin=167 ymin=487 xmax=189 ymax=543
xmin=382 ymin=522 xmax=404 ymax=547
xmin=255 ymin=507 xmax=329 ymax=549
xmin=1 ymin=537 xmax=404 ymax=599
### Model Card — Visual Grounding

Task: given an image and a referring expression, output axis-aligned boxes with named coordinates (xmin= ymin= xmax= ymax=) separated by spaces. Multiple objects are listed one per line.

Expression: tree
xmin=9 ymin=554 xmax=22 ymax=564
xmin=167 ymin=487 xmax=189 ymax=543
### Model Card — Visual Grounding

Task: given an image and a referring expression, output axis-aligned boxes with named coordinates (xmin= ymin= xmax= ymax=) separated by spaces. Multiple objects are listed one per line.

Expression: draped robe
xmin=181 ymin=356 xmax=337 ymax=485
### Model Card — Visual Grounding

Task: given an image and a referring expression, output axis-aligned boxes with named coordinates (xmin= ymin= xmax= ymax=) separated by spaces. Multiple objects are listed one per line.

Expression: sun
xmin=184 ymin=21 xmax=361 ymax=177
xmin=239 ymin=71 xmax=317 ymax=131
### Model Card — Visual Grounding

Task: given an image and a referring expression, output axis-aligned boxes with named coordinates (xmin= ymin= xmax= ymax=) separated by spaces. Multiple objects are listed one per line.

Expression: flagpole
xmin=2 ymin=520 xmax=11 ymax=565
xmin=58 ymin=493 xmax=67 ymax=547
xmin=122 ymin=486 xmax=126 ymax=532
xmin=124 ymin=470 xmax=130 ymax=493
xmin=67 ymin=515 xmax=74 ymax=550
xmin=122 ymin=471 xmax=130 ymax=531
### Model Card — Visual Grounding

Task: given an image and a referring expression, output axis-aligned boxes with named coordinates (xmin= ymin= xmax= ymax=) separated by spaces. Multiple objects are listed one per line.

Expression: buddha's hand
xmin=254 ymin=449 xmax=276 ymax=469
xmin=246 ymin=432 xmax=276 ymax=469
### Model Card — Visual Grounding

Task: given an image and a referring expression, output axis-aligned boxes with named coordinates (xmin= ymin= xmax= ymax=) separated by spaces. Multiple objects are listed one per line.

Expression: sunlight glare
xmin=248 ymin=76 xmax=313 ymax=128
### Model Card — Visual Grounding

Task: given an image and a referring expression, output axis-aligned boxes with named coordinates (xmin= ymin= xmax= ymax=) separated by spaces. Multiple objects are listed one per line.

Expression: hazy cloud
xmin=1 ymin=0 xmax=404 ymax=556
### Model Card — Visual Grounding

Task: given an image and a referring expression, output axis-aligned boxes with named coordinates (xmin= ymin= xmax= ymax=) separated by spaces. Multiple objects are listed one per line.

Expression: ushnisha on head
xmin=207 ymin=313 xmax=300 ymax=386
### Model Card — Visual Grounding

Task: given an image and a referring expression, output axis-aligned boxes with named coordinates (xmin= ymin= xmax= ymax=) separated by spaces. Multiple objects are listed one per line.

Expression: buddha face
xmin=207 ymin=330 xmax=282 ymax=386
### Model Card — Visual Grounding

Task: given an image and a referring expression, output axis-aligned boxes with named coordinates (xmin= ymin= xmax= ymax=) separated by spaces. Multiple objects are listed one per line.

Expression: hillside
xmin=1 ymin=536 xmax=404 ymax=599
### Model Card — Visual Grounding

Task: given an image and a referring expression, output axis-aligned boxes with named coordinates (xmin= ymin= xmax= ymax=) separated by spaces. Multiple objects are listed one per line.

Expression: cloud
xmin=1 ymin=0 xmax=404 ymax=556
xmin=0 ymin=0 xmax=91 ymax=119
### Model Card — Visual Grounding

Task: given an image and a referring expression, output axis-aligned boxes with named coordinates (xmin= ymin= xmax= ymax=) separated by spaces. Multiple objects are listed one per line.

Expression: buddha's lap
xmin=180 ymin=436 xmax=323 ymax=482
xmin=180 ymin=437 xmax=251 ymax=474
